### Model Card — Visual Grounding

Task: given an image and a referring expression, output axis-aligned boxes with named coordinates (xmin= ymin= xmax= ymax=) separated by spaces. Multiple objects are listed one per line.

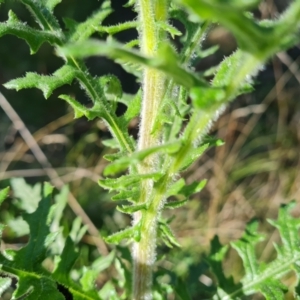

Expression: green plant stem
xmin=137 ymin=5 xmax=164 ymax=153
xmin=131 ymin=58 xmax=265 ymax=300
xmin=132 ymin=4 xmax=220 ymax=299
xmin=133 ymin=53 xmax=263 ymax=299
xmin=133 ymin=1 xmax=168 ymax=299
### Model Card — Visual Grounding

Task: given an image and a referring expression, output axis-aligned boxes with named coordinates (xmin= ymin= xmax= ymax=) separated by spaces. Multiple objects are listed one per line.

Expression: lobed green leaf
xmin=80 ymin=250 xmax=115 ymax=292
xmin=231 ymin=221 xmax=265 ymax=283
xmin=105 ymin=224 xmax=141 ymax=244
xmin=52 ymin=237 xmax=79 ymax=286
xmin=0 ymin=183 xmax=100 ymax=300
xmin=164 ymin=198 xmax=188 ymax=209
xmin=190 ymin=87 xmax=226 ymax=110
xmin=104 ymin=141 xmax=182 ymax=175
xmin=67 ymin=0 xmax=113 ymax=42
xmin=166 ymin=178 xmax=207 ymax=198
xmin=212 ymin=50 xmax=252 ymax=90
xmin=178 ymin=0 xmax=275 ymax=56
xmin=94 ymin=21 xmax=138 ymax=36
xmin=4 ymin=65 xmax=77 ymax=98
xmin=178 ymin=179 xmax=207 ymax=198
xmin=99 ymin=173 xmax=162 ymax=191
xmin=123 ymin=89 xmax=142 ymax=124
xmin=267 ymin=201 xmax=300 ymax=255
xmin=101 ymin=138 xmax=119 ymax=149
xmin=117 ymin=203 xmax=147 ymax=214
xmin=59 ymin=94 xmax=104 ymax=120
xmin=179 ymin=0 xmax=300 ymax=58
xmin=159 ymin=222 xmax=181 ymax=248
xmin=157 ymin=21 xmax=182 ymax=38
xmin=0 ymin=183 xmax=65 ymax=300
xmin=0 ymin=10 xmax=61 ymax=54
xmin=2 ymin=1 xmax=134 ymax=155
xmin=180 ymin=143 xmax=210 ymax=171
xmin=20 ymin=0 xmax=61 ymax=31
xmin=58 ymin=39 xmax=208 ymax=88
xmin=206 ymin=236 xmax=240 ymax=298
xmin=207 ymin=202 xmax=300 ymax=299
xmin=103 ymin=152 xmax=124 ymax=162
xmin=10 ymin=178 xmax=41 ymax=213
xmin=112 ymin=188 xmax=140 ymax=202
xmin=166 ymin=178 xmax=185 ymax=197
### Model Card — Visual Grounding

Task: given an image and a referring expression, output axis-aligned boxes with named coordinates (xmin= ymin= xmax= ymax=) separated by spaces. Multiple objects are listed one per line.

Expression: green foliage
xmin=0 ymin=187 xmax=9 ymax=205
xmin=4 ymin=65 xmax=77 ymax=99
xmin=0 ymin=182 xmax=133 ymax=300
xmin=0 ymin=0 xmax=300 ymax=299
xmin=103 ymin=141 xmax=182 ymax=175
xmin=59 ymin=39 xmax=208 ymax=89
xmin=10 ymin=178 xmax=41 ymax=213
xmin=179 ymin=0 xmax=300 ymax=57
xmin=205 ymin=202 xmax=300 ymax=299
xmin=0 ymin=10 xmax=61 ymax=54
xmin=2 ymin=0 xmax=134 ymax=153
xmin=0 ymin=184 xmax=102 ymax=300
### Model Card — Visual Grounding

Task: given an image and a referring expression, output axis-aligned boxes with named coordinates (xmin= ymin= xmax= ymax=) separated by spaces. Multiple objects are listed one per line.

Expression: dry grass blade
xmin=0 ymin=167 xmax=100 ymax=183
xmin=0 ymin=112 xmax=74 ymax=176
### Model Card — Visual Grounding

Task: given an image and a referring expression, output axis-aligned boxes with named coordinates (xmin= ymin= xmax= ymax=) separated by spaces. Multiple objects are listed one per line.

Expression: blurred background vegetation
xmin=0 ymin=0 xmax=300 ymax=299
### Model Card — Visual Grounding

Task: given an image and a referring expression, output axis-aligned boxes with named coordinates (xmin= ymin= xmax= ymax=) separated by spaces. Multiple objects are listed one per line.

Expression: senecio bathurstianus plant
xmin=0 ymin=0 xmax=300 ymax=299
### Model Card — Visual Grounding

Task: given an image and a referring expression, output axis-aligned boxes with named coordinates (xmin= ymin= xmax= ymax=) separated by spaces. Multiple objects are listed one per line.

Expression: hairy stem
xmin=133 ymin=1 xmax=168 ymax=299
